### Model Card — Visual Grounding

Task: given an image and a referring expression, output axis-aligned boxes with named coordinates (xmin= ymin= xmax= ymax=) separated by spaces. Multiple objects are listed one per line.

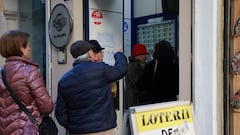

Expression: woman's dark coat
xmin=137 ymin=41 xmax=179 ymax=105
xmin=137 ymin=59 xmax=179 ymax=104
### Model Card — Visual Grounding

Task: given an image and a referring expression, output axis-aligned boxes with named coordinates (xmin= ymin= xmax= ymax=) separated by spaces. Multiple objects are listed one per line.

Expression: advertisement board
xmin=129 ymin=101 xmax=196 ymax=135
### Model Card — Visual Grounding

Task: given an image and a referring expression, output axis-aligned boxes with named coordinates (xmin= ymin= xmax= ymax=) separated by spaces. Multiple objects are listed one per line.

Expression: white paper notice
xmin=96 ymin=32 xmax=115 ymax=48
xmin=96 ymin=32 xmax=117 ymax=66
xmin=103 ymin=50 xmax=115 ymax=66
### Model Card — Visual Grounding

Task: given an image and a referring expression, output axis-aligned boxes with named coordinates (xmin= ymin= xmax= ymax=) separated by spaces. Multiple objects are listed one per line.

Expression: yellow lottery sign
xmin=129 ymin=101 xmax=196 ymax=135
xmin=135 ymin=105 xmax=192 ymax=132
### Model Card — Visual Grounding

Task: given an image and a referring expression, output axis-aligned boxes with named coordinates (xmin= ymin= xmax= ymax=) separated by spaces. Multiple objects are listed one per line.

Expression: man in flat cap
xmin=89 ymin=40 xmax=119 ymax=100
xmin=55 ymin=40 xmax=128 ymax=135
xmin=88 ymin=39 xmax=105 ymax=62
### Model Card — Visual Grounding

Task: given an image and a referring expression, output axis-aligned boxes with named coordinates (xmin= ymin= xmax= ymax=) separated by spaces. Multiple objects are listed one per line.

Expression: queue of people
xmin=0 ymin=29 xmax=179 ymax=135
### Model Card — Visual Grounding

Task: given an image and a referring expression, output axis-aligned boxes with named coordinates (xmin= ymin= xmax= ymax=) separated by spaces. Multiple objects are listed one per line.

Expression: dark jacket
xmin=125 ymin=56 xmax=145 ymax=108
xmin=137 ymin=59 xmax=179 ymax=104
xmin=0 ymin=56 xmax=54 ymax=135
xmin=55 ymin=52 xmax=128 ymax=134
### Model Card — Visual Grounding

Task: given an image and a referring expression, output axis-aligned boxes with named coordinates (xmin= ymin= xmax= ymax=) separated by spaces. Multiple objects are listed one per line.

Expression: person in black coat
xmin=137 ymin=40 xmax=179 ymax=105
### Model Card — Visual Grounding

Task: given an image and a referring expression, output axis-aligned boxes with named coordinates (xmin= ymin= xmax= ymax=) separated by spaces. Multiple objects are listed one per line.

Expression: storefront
xmin=0 ymin=0 xmax=235 ymax=135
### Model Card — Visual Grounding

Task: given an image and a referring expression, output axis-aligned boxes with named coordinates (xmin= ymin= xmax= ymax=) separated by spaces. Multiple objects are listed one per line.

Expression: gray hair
xmin=75 ymin=52 xmax=89 ymax=62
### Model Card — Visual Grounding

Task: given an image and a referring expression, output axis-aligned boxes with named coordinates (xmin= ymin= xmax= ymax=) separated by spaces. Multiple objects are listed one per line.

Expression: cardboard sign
xmin=129 ymin=101 xmax=196 ymax=135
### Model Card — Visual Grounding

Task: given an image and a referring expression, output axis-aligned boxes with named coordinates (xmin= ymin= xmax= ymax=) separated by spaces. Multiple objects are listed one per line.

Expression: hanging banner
xmin=129 ymin=101 xmax=197 ymax=135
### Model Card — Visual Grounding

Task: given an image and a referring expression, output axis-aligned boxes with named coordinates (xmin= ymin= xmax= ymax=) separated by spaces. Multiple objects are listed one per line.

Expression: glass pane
xmin=19 ymin=0 xmax=46 ymax=81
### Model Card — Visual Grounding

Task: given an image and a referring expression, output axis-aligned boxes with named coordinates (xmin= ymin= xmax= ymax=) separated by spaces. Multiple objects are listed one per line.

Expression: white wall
xmin=123 ymin=19 xmax=131 ymax=58
xmin=2 ymin=0 xmax=17 ymax=11
xmin=0 ymin=12 xmax=6 ymax=36
xmin=2 ymin=0 xmax=18 ymax=29
xmin=0 ymin=12 xmax=6 ymax=66
xmin=90 ymin=0 xmax=122 ymax=12
xmin=124 ymin=0 xmax=131 ymax=58
xmin=0 ymin=0 xmax=18 ymax=65
xmin=1 ymin=0 xmax=18 ymax=31
xmin=134 ymin=0 xmax=162 ymax=17
xmin=193 ymin=0 xmax=222 ymax=134
xmin=124 ymin=0 xmax=131 ymax=19
xmin=179 ymin=1 xmax=191 ymax=101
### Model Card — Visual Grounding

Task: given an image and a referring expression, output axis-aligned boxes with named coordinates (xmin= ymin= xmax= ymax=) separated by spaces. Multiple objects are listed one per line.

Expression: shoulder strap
xmin=1 ymin=67 xmax=38 ymax=124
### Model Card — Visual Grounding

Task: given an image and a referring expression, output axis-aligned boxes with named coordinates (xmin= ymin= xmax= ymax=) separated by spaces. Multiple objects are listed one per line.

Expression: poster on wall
xmin=129 ymin=101 xmax=197 ymax=135
xmin=96 ymin=32 xmax=116 ymax=66
xmin=91 ymin=10 xmax=104 ymax=25
xmin=89 ymin=9 xmax=123 ymax=66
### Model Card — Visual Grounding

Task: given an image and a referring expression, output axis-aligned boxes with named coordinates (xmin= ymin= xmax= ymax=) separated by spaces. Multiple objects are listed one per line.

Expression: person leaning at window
xmin=55 ymin=40 xmax=128 ymax=135
xmin=125 ymin=43 xmax=148 ymax=109
xmin=137 ymin=40 xmax=179 ymax=105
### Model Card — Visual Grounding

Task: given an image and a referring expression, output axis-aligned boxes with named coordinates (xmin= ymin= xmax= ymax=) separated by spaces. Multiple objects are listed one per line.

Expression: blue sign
xmin=124 ymin=21 xmax=128 ymax=32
